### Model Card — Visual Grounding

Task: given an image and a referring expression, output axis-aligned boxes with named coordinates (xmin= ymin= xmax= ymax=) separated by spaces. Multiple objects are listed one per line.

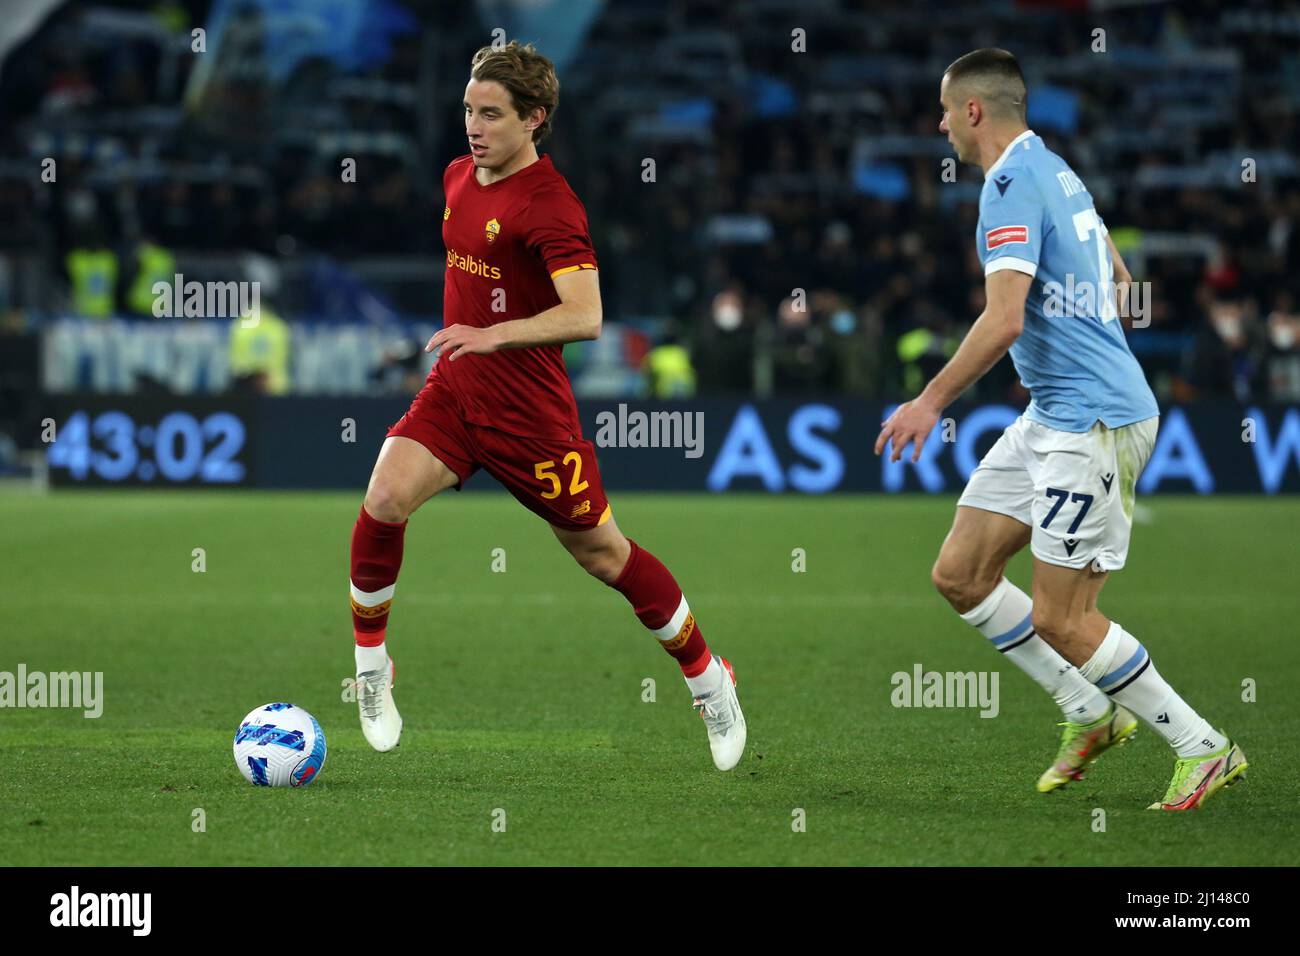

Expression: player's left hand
xmin=874 ymin=399 xmax=941 ymax=463
xmin=425 ymin=324 xmax=502 ymax=362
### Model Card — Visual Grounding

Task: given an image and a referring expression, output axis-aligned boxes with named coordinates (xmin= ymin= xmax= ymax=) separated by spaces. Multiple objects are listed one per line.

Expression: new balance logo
xmin=1156 ymin=712 xmax=1169 ymax=724
xmin=1063 ymin=539 xmax=1079 ymax=556
xmin=1101 ymin=472 xmax=1115 ymax=493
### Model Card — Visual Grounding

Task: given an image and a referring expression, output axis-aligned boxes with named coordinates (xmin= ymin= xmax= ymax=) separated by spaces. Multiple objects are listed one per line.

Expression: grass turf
xmin=0 ymin=490 xmax=1295 ymax=866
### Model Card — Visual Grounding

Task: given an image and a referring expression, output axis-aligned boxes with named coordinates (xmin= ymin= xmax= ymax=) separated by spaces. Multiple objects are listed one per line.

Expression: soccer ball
xmin=233 ymin=703 xmax=327 ymax=787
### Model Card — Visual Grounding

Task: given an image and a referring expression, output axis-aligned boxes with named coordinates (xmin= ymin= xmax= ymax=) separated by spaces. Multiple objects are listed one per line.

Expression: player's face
xmin=464 ymin=78 xmax=535 ymax=169
xmin=938 ymin=74 xmax=972 ymax=163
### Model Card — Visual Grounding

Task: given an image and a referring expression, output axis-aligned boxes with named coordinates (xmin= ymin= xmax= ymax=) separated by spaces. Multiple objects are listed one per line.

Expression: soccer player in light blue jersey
xmin=875 ymin=48 xmax=1246 ymax=810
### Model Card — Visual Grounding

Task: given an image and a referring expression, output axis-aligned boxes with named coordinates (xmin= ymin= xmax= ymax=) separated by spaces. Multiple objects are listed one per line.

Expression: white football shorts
xmin=957 ymin=414 xmax=1159 ymax=572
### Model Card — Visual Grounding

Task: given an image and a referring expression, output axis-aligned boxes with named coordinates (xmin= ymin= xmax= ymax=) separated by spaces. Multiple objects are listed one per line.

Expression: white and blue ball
xmin=233 ymin=703 xmax=327 ymax=787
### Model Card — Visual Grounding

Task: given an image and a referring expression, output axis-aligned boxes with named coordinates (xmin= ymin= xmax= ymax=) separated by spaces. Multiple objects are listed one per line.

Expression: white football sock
xmin=960 ymin=578 xmax=1110 ymax=723
xmin=355 ymin=642 xmax=388 ymax=676
xmin=685 ymin=656 xmax=723 ymax=698
xmin=1079 ymin=622 xmax=1226 ymax=758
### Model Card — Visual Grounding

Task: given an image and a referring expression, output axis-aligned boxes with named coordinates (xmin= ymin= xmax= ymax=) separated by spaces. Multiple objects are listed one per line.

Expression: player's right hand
xmin=425 ymin=324 xmax=503 ymax=362
xmin=874 ymin=399 xmax=940 ymax=463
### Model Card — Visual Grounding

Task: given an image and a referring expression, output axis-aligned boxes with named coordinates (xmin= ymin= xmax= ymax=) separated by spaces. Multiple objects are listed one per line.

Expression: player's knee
xmin=363 ymin=482 xmax=411 ymax=524
xmin=573 ymin=545 xmax=622 ymax=583
xmin=930 ymin=559 xmax=957 ymax=599
xmin=931 ymin=558 xmax=993 ymax=613
xmin=565 ymin=534 xmax=628 ymax=584
xmin=1031 ymin=606 xmax=1076 ymax=647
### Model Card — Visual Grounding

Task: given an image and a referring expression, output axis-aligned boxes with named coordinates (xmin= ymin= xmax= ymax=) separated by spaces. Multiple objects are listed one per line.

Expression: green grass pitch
xmin=1 ymin=490 xmax=1295 ymax=866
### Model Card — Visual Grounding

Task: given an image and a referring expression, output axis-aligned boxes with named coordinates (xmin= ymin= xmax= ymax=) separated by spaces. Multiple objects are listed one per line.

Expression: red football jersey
xmin=432 ymin=153 xmax=598 ymax=438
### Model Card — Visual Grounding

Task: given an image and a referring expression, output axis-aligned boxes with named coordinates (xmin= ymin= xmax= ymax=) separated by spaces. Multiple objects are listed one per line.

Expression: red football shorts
xmin=387 ymin=375 xmax=611 ymax=532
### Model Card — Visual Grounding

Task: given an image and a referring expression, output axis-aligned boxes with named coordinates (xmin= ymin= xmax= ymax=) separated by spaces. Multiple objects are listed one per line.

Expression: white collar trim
xmin=987 ymin=129 xmax=1035 ymax=178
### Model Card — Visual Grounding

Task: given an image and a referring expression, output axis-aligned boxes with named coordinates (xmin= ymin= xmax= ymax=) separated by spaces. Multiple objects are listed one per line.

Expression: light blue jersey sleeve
xmin=975 ymin=130 xmax=1158 ymax=432
xmin=978 ymin=173 xmax=1046 ymax=279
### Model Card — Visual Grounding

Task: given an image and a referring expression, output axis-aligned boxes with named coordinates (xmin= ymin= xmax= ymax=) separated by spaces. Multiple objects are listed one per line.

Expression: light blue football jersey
xmin=976 ymin=130 xmax=1158 ymax=432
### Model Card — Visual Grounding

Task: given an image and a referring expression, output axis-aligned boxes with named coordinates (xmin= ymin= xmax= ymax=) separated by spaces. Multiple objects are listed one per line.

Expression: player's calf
xmin=959 ymin=578 xmax=1112 ymax=728
xmin=351 ymin=504 xmax=405 ymax=647
xmin=1029 ymin=604 xmax=1108 ymax=670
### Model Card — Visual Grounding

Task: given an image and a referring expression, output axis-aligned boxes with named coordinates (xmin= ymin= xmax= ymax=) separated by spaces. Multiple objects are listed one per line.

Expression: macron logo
xmin=50 ymin=886 xmax=151 ymax=936
xmin=986 ymin=225 xmax=1029 ymax=250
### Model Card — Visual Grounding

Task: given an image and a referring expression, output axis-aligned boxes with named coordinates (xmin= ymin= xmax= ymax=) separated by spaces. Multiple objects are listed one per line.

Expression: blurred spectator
xmin=1266 ymin=292 xmax=1300 ymax=401
xmin=64 ymin=232 xmax=118 ymax=319
xmin=372 ymin=335 xmax=426 ymax=395
xmin=125 ymin=235 xmax=177 ymax=318
xmin=771 ymin=293 xmax=833 ymax=393
xmin=1185 ymin=299 xmax=1268 ymax=402
xmin=230 ymin=305 xmax=291 ymax=394
xmin=692 ymin=285 xmax=754 ymax=393
xmin=896 ymin=313 xmax=960 ymax=400
xmin=642 ymin=324 xmax=696 ymax=398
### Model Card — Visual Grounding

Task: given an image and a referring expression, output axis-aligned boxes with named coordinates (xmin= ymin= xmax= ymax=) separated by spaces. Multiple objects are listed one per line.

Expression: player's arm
xmin=874 ymin=269 xmax=1032 ymax=462
xmin=424 ymin=269 xmax=602 ymax=360
xmin=490 ymin=268 xmax=602 ymax=349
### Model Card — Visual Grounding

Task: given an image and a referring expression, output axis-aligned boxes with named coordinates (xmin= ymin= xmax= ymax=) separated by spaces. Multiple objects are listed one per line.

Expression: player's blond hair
xmin=470 ymin=41 xmax=559 ymax=144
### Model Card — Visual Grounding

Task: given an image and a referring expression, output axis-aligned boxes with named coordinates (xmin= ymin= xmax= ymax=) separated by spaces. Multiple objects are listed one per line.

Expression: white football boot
xmin=357 ymin=657 xmax=402 ymax=752
xmin=692 ymin=656 xmax=747 ymax=771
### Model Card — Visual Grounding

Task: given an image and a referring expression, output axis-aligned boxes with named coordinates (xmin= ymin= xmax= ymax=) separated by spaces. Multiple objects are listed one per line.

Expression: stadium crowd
xmin=1 ymin=0 xmax=1297 ymax=404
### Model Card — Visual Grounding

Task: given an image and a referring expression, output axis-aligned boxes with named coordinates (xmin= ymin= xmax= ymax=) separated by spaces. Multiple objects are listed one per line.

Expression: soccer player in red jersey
xmin=348 ymin=41 xmax=746 ymax=770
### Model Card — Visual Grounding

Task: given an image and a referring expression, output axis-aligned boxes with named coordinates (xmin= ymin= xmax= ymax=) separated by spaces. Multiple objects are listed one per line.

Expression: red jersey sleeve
xmin=522 ymin=184 xmax=599 ymax=280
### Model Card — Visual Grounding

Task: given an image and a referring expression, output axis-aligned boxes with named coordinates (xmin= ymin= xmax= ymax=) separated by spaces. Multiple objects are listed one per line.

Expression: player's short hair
xmin=943 ymin=48 xmax=1027 ymax=123
xmin=470 ymin=41 xmax=559 ymax=144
